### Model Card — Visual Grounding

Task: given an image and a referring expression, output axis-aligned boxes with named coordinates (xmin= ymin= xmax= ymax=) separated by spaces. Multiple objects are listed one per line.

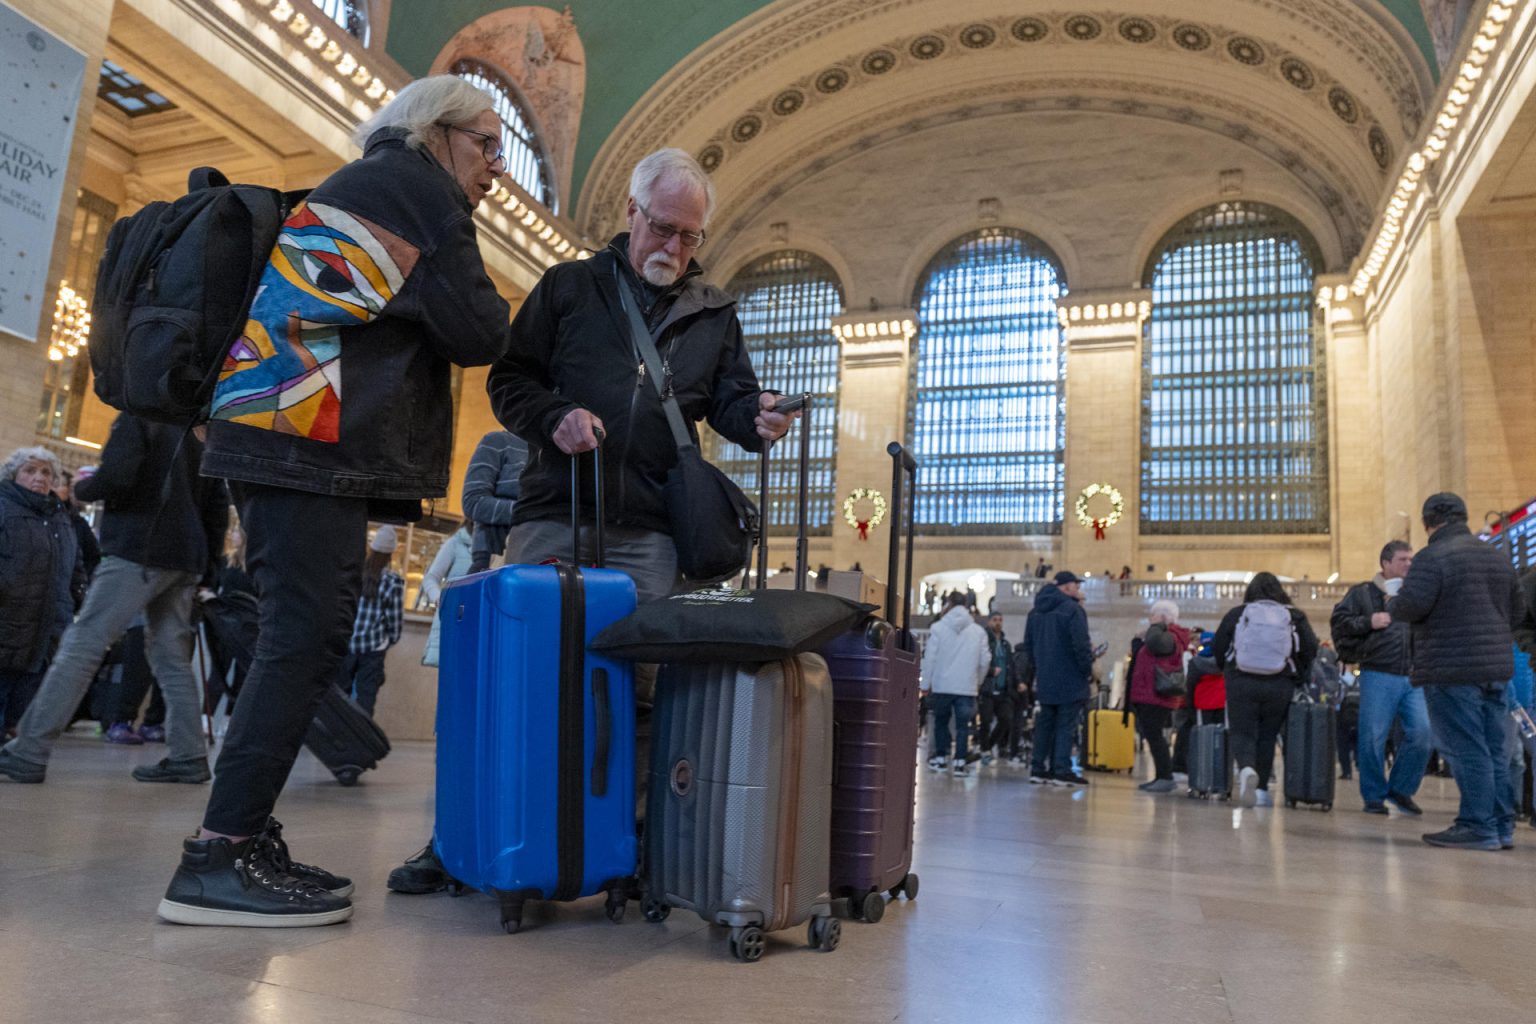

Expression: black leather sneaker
xmin=132 ymin=757 xmax=211 ymax=784
xmin=256 ymin=818 xmax=353 ymax=897
xmin=1363 ymin=801 xmax=1389 ymax=815
xmin=387 ymin=842 xmax=448 ymax=894
xmin=0 ymin=749 xmax=45 ymax=784
xmin=1421 ymin=826 xmax=1500 ymax=851
xmin=1386 ymin=791 xmax=1423 ymax=815
xmin=157 ymin=836 xmax=353 ymax=927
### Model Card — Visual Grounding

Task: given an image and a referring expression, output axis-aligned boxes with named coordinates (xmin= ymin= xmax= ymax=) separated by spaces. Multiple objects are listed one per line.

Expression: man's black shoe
xmin=1053 ymin=772 xmax=1089 ymax=787
xmin=132 ymin=757 xmax=211 ymax=784
xmin=1362 ymin=801 xmax=1388 ymax=815
xmin=387 ymin=842 xmax=448 ymax=894
xmin=1421 ymin=826 xmax=1500 ymax=851
xmin=257 ymin=817 xmax=353 ymax=897
xmin=1386 ymin=792 xmax=1423 ymax=815
xmin=0 ymin=749 xmax=45 ymax=784
xmin=157 ymin=836 xmax=353 ymax=927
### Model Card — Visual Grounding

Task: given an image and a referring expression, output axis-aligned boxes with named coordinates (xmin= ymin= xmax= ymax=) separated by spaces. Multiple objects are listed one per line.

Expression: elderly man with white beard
xmin=388 ymin=147 xmax=796 ymax=895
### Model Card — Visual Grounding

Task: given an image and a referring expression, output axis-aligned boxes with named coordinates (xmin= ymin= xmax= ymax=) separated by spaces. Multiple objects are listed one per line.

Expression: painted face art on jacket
xmin=210 ymin=202 xmax=419 ymax=442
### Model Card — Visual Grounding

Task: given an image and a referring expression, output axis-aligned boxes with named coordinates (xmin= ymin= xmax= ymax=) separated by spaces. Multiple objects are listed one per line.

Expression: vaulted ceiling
xmin=387 ymin=1 xmax=1455 ymax=285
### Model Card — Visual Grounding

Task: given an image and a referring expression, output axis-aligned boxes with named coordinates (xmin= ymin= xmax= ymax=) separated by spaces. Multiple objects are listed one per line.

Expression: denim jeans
xmin=929 ymin=693 xmax=975 ymax=762
xmin=1423 ymin=684 xmax=1515 ymax=840
xmin=1356 ymin=670 xmax=1431 ymax=804
xmin=1031 ymin=700 xmax=1085 ymax=777
xmin=4 ymin=556 xmax=203 ymax=767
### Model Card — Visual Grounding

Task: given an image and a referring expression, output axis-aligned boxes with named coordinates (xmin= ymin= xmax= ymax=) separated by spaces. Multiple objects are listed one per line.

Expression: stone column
xmin=1058 ymin=291 xmax=1149 ymax=579
xmin=1317 ymin=276 xmax=1383 ymax=577
xmin=826 ymin=310 xmax=916 ymax=583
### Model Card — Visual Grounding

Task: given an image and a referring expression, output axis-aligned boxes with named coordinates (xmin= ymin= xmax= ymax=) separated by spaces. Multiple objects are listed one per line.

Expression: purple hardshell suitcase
xmin=820 ymin=442 xmax=921 ymax=923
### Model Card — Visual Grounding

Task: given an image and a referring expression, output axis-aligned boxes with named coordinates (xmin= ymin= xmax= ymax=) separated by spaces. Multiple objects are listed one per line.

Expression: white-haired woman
xmin=1128 ymin=598 xmax=1193 ymax=792
xmin=162 ymin=74 xmax=513 ymax=928
xmin=0 ymin=447 xmax=82 ymax=737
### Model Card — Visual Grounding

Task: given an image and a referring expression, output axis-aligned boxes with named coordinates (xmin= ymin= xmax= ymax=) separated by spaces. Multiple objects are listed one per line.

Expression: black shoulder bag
xmin=614 ymin=271 xmax=758 ymax=582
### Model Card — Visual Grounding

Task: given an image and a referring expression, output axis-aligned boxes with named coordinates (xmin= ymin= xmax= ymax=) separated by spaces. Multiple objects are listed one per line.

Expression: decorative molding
xmin=833 ymin=309 xmax=916 ymax=365
xmin=579 ymin=0 xmax=1432 ymax=235
xmin=698 ymin=81 xmax=1373 ymax=265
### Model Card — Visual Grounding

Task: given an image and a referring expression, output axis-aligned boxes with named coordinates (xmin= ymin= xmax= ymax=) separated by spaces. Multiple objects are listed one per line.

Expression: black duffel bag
xmin=592 ymin=587 xmax=874 ymax=664
xmin=663 ymin=445 xmax=758 ymax=583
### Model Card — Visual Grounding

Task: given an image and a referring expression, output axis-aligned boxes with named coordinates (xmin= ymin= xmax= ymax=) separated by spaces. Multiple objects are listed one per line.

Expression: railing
xmin=1005 ymin=577 xmax=1350 ymax=611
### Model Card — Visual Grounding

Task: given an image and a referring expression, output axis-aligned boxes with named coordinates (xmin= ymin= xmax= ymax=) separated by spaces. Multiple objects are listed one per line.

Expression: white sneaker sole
xmin=1237 ymin=770 xmax=1258 ymax=809
xmin=329 ymin=882 xmax=355 ymax=898
xmin=157 ymin=898 xmax=354 ymax=928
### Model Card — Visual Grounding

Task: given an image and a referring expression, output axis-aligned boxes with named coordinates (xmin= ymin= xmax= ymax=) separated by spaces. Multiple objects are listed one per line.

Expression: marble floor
xmin=1 ymin=731 xmax=1532 ymax=1024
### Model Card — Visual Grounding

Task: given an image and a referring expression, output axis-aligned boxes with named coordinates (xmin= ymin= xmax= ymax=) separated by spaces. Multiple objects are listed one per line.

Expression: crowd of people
xmin=0 ymin=70 xmax=1529 ymax=945
xmin=920 ymin=493 xmax=1535 ymax=851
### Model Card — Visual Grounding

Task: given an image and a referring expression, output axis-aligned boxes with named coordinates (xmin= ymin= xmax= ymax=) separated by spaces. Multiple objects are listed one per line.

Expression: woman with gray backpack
xmin=1211 ymin=573 xmax=1319 ymax=807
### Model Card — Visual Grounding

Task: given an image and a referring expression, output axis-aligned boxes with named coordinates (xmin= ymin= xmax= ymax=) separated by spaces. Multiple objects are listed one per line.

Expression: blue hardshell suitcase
xmin=432 ymin=444 xmax=638 ymax=933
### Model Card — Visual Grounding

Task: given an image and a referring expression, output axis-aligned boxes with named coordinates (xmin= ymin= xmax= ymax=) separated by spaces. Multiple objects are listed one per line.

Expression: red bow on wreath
xmin=857 ymin=519 xmax=870 ymax=540
xmin=1092 ymin=519 xmax=1107 ymax=541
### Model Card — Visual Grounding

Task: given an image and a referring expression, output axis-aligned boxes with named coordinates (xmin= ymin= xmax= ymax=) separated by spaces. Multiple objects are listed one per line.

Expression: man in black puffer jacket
xmin=1391 ymin=492 xmax=1524 ymax=850
xmin=1331 ymin=540 xmax=1431 ymax=815
xmin=1025 ymin=572 xmax=1095 ymax=786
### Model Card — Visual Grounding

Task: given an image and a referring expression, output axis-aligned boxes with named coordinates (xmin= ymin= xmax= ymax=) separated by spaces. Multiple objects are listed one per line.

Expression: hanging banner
xmin=0 ymin=3 xmax=86 ymax=342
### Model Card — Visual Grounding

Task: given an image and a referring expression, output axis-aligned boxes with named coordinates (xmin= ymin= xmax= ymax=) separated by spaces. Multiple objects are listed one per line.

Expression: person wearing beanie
xmin=1391 ymin=491 xmax=1526 ymax=850
xmin=336 ymin=526 xmax=406 ymax=717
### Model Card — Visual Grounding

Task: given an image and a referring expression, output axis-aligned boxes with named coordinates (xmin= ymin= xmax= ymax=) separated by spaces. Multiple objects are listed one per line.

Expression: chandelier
xmin=49 ymin=282 xmax=90 ymax=362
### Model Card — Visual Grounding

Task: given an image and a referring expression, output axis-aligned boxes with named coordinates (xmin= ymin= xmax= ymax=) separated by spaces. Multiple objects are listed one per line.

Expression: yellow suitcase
xmin=1085 ymin=709 xmax=1136 ymax=772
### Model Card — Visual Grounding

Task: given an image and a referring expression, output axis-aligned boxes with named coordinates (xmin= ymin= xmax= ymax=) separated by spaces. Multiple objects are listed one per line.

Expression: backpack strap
xmin=187 ymin=167 xmax=230 ymax=191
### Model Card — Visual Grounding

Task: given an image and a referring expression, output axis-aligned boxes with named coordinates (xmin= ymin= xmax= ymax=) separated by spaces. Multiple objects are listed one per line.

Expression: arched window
xmin=909 ymin=228 xmax=1066 ymax=533
xmin=314 ymin=0 xmax=369 ymax=46
xmin=704 ymin=250 xmax=844 ymax=534
xmin=451 ymin=58 xmax=557 ymax=212
xmin=1140 ymin=201 xmax=1328 ymax=533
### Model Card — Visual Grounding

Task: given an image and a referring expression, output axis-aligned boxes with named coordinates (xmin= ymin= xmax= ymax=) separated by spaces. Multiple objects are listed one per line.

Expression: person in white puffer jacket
xmin=922 ymin=592 xmax=992 ymax=776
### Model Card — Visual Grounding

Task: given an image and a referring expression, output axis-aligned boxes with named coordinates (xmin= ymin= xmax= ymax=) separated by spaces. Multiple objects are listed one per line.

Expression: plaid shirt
xmin=351 ymin=570 xmax=404 ymax=654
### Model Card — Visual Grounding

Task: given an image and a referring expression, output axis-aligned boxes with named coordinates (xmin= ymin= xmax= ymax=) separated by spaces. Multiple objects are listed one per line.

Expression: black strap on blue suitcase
xmin=554 ymin=436 xmax=608 ymax=902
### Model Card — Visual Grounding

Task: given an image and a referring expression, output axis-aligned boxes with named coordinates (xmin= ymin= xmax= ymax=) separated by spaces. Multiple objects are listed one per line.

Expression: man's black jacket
xmin=487 ymin=235 xmax=764 ymax=534
xmin=77 ymin=414 xmax=228 ymax=579
xmin=1330 ymin=579 xmax=1411 ymax=676
xmin=1390 ymin=523 xmax=1522 ymax=687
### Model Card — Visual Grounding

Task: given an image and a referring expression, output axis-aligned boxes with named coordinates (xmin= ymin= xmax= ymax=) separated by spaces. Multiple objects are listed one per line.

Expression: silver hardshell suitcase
xmin=640 ymin=653 xmax=840 ymax=962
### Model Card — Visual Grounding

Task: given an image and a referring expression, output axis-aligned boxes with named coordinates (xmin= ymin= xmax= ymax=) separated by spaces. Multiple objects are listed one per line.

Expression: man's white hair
xmin=629 ymin=148 xmax=716 ymax=225
xmin=1148 ymin=599 xmax=1180 ymax=624
xmin=3 ymin=445 xmax=61 ymax=484
xmin=353 ymin=74 xmax=496 ymax=152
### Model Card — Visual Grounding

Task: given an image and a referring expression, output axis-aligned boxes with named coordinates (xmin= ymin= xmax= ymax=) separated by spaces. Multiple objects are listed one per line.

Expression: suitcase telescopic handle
xmin=569 ymin=427 xmax=606 ymax=568
xmin=754 ymin=393 xmax=813 ymax=590
xmin=886 ymin=442 xmax=918 ymax=631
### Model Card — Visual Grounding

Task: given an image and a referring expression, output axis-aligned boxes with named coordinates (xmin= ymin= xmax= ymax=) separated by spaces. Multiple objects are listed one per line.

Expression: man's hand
xmin=553 ymin=408 xmax=605 ymax=455
xmin=754 ymin=392 xmax=799 ymax=442
xmin=991 ymin=666 xmax=1001 ymax=677
xmin=1370 ymin=611 xmax=1392 ymax=631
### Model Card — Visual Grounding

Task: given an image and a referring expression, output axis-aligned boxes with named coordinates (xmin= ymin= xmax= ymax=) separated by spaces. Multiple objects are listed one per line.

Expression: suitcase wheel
xmin=641 ymin=897 xmax=670 ymax=923
xmin=498 ymin=892 xmax=526 ymax=934
xmin=891 ymin=872 xmax=919 ymax=901
xmin=729 ymin=925 xmax=766 ymax=963
xmin=446 ymin=880 xmax=465 ymax=898
xmin=808 ymin=915 xmax=841 ymax=953
xmin=333 ymin=766 xmax=362 ymax=787
xmin=604 ymin=892 xmax=626 ymax=924
xmin=853 ymin=890 xmax=886 ymax=924
xmin=1286 ymin=799 xmax=1297 ymax=809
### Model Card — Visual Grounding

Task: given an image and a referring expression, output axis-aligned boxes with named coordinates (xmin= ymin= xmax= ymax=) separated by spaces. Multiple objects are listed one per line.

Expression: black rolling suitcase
xmin=1187 ymin=710 xmax=1229 ymax=799
xmin=1282 ymin=699 xmax=1335 ymax=810
xmin=304 ymin=684 xmax=390 ymax=786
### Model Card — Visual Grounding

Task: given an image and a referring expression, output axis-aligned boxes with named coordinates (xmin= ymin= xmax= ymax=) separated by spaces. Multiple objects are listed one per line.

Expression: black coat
xmin=1390 ymin=523 xmax=1522 ymax=687
xmin=487 ymin=236 xmax=765 ymax=535
xmin=75 ymin=414 xmax=229 ymax=579
xmin=203 ymin=128 xmax=511 ymax=504
xmin=1024 ymin=584 xmax=1094 ymax=705
xmin=0 ymin=481 xmax=83 ymax=673
xmin=1330 ymin=579 xmax=1410 ymax=676
xmin=1212 ymin=602 xmax=1319 ymax=690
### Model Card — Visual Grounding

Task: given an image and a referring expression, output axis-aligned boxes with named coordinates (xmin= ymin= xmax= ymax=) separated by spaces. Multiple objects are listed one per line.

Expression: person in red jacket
xmin=1128 ymin=600 xmax=1192 ymax=792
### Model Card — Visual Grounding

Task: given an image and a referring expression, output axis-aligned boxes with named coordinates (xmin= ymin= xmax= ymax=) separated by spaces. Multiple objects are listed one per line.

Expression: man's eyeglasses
xmin=637 ymin=202 xmax=706 ymax=248
xmin=439 ymin=123 xmax=504 ymax=165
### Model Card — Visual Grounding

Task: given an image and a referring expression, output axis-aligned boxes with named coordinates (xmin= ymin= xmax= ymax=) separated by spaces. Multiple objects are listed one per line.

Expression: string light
xmin=1350 ymin=0 xmax=1526 ymax=296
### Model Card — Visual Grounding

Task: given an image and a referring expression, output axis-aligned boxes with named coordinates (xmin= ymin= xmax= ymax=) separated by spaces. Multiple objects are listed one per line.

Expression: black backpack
xmin=89 ymin=167 xmax=303 ymax=424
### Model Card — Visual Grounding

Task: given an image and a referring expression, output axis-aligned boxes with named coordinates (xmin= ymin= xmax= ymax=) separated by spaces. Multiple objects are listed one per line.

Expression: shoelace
xmin=257 ymin=819 xmax=326 ymax=879
xmin=234 ymin=853 xmax=328 ymax=897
